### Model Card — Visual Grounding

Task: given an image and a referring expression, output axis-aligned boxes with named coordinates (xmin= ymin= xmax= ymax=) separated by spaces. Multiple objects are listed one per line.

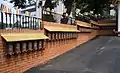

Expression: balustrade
xmin=6 ymin=40 xmax=45 ymax=56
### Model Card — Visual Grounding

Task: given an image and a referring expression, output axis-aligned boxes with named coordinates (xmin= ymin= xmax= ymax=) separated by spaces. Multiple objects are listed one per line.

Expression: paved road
xmin=25 ymin=36 xmax=120 ymax=73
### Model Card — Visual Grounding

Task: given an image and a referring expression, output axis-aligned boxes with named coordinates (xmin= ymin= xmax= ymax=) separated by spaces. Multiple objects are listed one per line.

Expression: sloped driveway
xmin=25 ymin=36 xmax=120 ymax=73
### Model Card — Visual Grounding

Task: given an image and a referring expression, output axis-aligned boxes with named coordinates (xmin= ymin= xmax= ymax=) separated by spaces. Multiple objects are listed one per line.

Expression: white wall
xmin=54 ymin=0 xmax=66 ymax=23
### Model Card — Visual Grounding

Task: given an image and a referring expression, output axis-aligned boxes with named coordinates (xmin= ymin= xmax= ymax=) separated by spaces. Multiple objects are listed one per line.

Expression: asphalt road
xmin=25 ymin=36 xmax=120 ymax=73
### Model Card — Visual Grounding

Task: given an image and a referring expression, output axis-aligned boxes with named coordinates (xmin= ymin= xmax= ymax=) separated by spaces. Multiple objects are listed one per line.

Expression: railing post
xmin=5 ymin=12 xmax=7 ymax=28
xmin=28 ymin=16 xmax=30 ymax=29
xmin=9 ymin=13 xmax=12 ymax=28
xmin=13 ymin=14 xmax=14 ymax=28
xmin=1 ymin=11 xmax=4 ymax=29
xmin=19 ymin=14 xmax=21 ymax=28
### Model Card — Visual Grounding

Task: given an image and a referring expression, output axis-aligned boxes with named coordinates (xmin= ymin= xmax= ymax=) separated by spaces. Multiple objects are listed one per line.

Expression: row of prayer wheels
xmin=46 ymin=32 xmax=78 ymax=41
xmin=6 ymin=40 xmax=45 ymax=55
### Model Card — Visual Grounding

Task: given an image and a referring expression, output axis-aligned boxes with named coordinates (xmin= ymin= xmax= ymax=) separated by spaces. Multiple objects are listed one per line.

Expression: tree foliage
xmin=10 ymin=0 xmax=26 ymax=8
xmin=10 ymin=0 xmax=35 ymax=8
xmin=10 ymin=0 xmax=110 ymax=14
xmin=75 ymin=0 xmax=110 ymax=14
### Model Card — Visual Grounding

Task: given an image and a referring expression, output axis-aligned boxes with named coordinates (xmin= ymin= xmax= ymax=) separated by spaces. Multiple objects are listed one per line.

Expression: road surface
xmin=25 ymin=36 xmax=120 ymax=73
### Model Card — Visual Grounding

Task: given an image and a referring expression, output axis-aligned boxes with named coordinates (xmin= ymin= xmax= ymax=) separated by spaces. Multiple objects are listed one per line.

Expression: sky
xmin=0 ymin=0 xmax=14 ymax=8
xmin=0 ymin=0 xmax=1 ymax=8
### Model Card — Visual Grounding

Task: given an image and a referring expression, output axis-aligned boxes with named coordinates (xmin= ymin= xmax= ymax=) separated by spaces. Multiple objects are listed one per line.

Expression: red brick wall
xmin=43 ymin=21 xmax=77 ymax=29
xmin=0 ymin=23 xmax=96 ymax=73
xmin=0 ymin=29 xmax=44 ymax=33
xmin=97 ymin=20 xmax=116 ymax=24
xmin=0 ymin=29 xmax=45 ymax=73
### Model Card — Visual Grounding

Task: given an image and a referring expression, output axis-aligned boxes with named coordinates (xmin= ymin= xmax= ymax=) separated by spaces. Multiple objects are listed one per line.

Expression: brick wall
xmin=43 ymin=21 xmax=77 ymax=29
xmin=97 ymin=20 xmax=116 ymax=24
xmin=0 ymin=29 xmax=45 ymax=73
xmin=0 ymin=23 xmax=96 ymax=73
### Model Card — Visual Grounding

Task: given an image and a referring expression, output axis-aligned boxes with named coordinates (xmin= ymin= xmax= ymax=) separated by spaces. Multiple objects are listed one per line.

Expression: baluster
xmin=63 ymin=33 xmax=65 ymax=40
xmin=16 ymin=14 xmax=18 ymax=28
xmin=19 ymin=14 xmax=21 ymax=28
xmin=63 ymin=33 xmax=64 ymax=40
xmin=35 ymin=18 xmax=37 ymax=29
xmin=37 ymin=18 xmax=40 ymax=29
xmin=13 ymin=14 xmax=15 ymax=28
xmin=66 ymin=33 xmax=67 ymax=39
xmin=53 ymin=33 xmax=55 ymax=41
xmin=7 ymin=43 xmax=14 ymax=55
xmin=48 ymin=33 xmax=51 ymax=41
xmin=74 ymin=33 xmax=76 ymax=39
xmin=34 ymin=41 xmax=38 ymax=50
xmin=51 ymin=33 xmax=54 ymax=41
xmin=30 ymin=17 xmax=32 ymax=29
xmin=43 ymin=40 xmax=46 ymax=49
xmin=71 ymin=33 xmax=72 ymax=39
xmin=71 ymin=33 xmax=73 ymax=39
xmin=22 ymin=15 xmax=25 ymax=28
xmin=54 ymin=33 xmax=56 ymax=40
xmin=5 ymin=12 xmax=7 ymax=28
xmin=38 ymin=41 xmax=42 ymax=50
xmin=40 ymin=19 xmax=42 ymax=30
xmin=64 ymin=33 xmax=66 ymax=40
xmin=15 ymin=43 xmax=21 ymax=54
xmin=67 ymin=33 xmax=69 ymax=39
xmin=32 ymin=17 xmax=35 ymax=29
xmin=1 ymin=12 xmax=4 ymax=29
xmin=70 ymin=33 xmax=71 ymax=39
xmin=73 ymin=32 xmax=75 ymax=39
xmin=61 ymin=33 xmax=62 ymax=40
xmin=28 ymin=16 xmax=30 ymax=29
xmin=68 ymin=33 xmax=70 ymax=39
xmin=55 ymin=33 xmax=56 ymax=40
xmin=56 ymin=33 xmax=58 ymax=40
xmin=22 ymin=42 xmax=27 ymax=52
xmin=58 ymin=33 xmax=60 ymax=40
xmin=9 ymin=13 xmax=12 ymax=28
xmin=61 ymin=33 xmax=63 ymax=40
xmin=28 ymin=41 xmax=33 ymax=51
xmin=73 ymin=33 xmax=74 ymax=39
xmin=25 ymin=16 xmax=28 ymax=28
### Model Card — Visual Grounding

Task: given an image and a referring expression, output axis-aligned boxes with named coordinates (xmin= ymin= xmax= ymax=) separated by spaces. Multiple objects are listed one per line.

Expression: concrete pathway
xmin=25 ymin=36 xmax=120 ymax=73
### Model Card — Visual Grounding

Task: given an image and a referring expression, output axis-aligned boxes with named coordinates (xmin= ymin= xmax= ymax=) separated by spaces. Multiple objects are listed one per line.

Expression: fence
xmin=0 ymin=11 xmax=43 ymax=29
xmin=43 ymin=10 xmax=75 ymax=25
xmin=76 ymin=13 xmax=116 ymax=23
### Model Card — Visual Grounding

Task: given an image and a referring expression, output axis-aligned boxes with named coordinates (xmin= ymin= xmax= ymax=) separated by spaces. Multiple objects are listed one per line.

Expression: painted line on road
xmin=96 ymin=47 xmax=105 ymax=54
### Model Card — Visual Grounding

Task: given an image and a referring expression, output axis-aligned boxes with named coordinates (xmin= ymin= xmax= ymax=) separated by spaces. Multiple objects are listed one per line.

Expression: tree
xmin=10 ymin=0 xmax=35 ymax=8
xmin=75 ymin=0 xmax=110 ymax=14
xmin=10 ymin=0 xmax=111 ymax=15
xmin=10 ymin=0 xmax=26 ymax=8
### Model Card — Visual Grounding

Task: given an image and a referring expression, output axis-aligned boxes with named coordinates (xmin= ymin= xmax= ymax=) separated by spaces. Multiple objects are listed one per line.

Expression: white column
xmin=36 ymin=0 xmax=42 ymax=18
xmin=118 ymin=1 xmax=120 ymax=36
xmin=36 ymin=0 xmax=46 ymax=28
xmin=36 ymin=0 xmax=46 ymax=18
xmin=54 ymin=1 xmax=65 ymax=23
